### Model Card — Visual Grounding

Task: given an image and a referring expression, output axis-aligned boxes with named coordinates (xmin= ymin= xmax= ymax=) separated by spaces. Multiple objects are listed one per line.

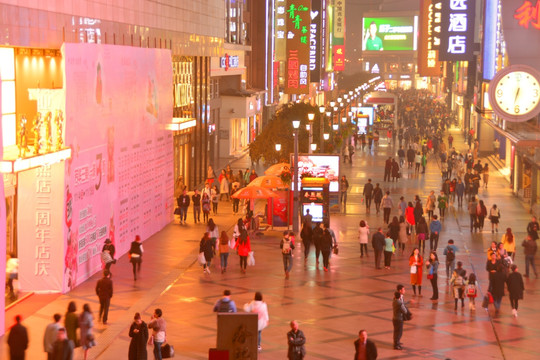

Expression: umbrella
xmin=247 ymin=175 xmax=286 ymax=189
xmin=231 ymin=185 xmax=278 ymax=199
xmin=264 ymin=162 xmax=291 ymax=176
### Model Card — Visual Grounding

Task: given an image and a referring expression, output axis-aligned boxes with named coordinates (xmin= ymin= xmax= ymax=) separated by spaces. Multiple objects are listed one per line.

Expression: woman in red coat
xmin=235 ymin=229 xmax=251 ymax=273
xmin=405 ymin=202 xmax=416 ymax=227
xmin=409 ymin=247 xmax=423 ymax=296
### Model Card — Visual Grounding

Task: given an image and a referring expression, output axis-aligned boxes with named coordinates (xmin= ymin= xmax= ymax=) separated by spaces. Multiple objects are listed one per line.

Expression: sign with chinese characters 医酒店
xmin=285 ymin=0 xmax=311 ymax=94
xmin=333 ymin=0 xmax=345 ymax=71
xmin=418 ymin=0 xmax=442 ymax=76
xmin=439 ymin=0 xmax=476 ymax=61
xmin=502 ymin=0 xmax=540 ymax=72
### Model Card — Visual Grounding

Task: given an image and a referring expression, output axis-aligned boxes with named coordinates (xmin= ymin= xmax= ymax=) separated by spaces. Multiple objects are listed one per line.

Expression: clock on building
xmin=488 ymin=64 xmax=540 ymax=122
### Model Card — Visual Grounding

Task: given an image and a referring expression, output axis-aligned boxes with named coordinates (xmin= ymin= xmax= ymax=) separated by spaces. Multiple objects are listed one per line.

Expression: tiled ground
xmin=2 ymin=128 xmax=539 ymax=360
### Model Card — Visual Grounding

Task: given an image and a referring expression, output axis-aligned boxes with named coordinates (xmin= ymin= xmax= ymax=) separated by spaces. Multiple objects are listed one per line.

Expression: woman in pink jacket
xmin=235 ymin=229 xmax=251 ymax=273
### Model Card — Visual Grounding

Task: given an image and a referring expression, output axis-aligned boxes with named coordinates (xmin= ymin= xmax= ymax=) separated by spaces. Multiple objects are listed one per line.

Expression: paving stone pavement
xmin=2 ymin=128 xmax=539 ymax=360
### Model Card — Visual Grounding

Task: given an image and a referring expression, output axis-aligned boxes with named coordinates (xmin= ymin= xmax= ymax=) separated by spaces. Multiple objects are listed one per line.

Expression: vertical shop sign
xmin=310 ymin=0 xmax=323 ymax=82
xmin=418 ymin=0 xmax=442 ymax=76
xmin=285 ymin=0 xmax=311 ymax=94
xmin=430 ymin=1 xmax=442 ymax=50
xmin=275 ymin=0 xmax=287 ymax=47
xmin=333 ymin=0 xmax=346 ymax=71
xmin=439 ymin=0 xmax=476 ymax=61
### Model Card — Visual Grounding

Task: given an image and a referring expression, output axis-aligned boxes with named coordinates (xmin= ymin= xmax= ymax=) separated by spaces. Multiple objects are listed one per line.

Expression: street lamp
xmin=342 ymin=116 xmax=347 ymax=123
xmin=307 ymin=112 xmax=315 ymax=154
xmin=310 ymin=143 xmax=317 ymax=152
xmin=275 ymin=143 xmax=281 ymax=152
xmin=323 ymin=133 xmax=330 ymax=140
xmin=319 ymin=106 xmax=326 ymax=153
xmin=332 ymin=124 xmax=339 ymax=131
xmin=292 ymin=119 xmax=300 ymax=233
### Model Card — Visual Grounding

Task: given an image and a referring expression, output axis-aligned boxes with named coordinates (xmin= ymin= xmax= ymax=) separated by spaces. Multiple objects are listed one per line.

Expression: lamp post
xmin=292 ymin=119 xmax=300 ymax=233
xmin=319 ymin=106 xmax=325 ymax=153
xmin=307 ymin=112 xmax=315 ymax=153
xmin=324 ymin=111 xmax=331 ymax=152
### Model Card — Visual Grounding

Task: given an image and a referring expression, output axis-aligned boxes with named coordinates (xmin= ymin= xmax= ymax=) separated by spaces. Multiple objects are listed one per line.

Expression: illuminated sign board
xmin=430 ymin=1 xmax=442 ymax=50
xmin=333 ymin=45 xmax=345 ymax=71
xmin=310 ymin=0 xmax=322 ymax=82
xmin=284 ymin=0 xmax=311 ymax=94
xmin=220 ymin=54 xmax=239 ymax=70
xmin=418 ymin=0 xmax=442 ymax=76
xmin=333 ymin=0 xmax=346 ymax=71
xmin=439 ymin=0 xmax=476 ymax=61
xmin=334 ymin=0 xmax=345 ymax=38
xmin=362 ymin=17 xmax=418 ymax=51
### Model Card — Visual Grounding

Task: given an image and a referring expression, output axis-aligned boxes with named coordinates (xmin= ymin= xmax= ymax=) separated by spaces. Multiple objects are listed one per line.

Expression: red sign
xmin=514 ymin=0 xmax=540 ymax=29
xmin=333 ymin=45 xmax=345 ymax=71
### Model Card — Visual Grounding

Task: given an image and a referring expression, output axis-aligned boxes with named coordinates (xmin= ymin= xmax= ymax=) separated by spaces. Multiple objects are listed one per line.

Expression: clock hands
xmin=514 ymin=87 xmax=520 ymax=104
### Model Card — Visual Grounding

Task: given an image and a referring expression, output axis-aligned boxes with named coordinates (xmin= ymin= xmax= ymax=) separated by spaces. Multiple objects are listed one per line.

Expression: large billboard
xmin=362 ymin=16 xmax=418 ymax=52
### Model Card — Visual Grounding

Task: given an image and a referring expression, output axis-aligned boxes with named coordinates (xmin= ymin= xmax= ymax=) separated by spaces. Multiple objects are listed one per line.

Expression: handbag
xmin=174 ymin=207 xmax=181 ymax=215
xmin=410 ymin=265 xmax=417 ymax=274
xmin=101 ymin=251 xmax=113 ymax=264
xmin=161 ymin=343 xmax=175 ymax=358
xmin=229 ymin=237 xmax=237 ymax=249
xmin=197 ymin=252 xmax=206 ymax=265
xmin=247 ymin=251 xmax=255 ymax=266
xmin=333 ymin=246 xmax=339 ymax=255
xmin=427 ymin=266 xmax=434 ymax=279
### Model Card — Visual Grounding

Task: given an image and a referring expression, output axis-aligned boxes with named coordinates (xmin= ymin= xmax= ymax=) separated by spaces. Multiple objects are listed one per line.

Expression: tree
xmin=249 ymin=103 xmax=320 ymax=166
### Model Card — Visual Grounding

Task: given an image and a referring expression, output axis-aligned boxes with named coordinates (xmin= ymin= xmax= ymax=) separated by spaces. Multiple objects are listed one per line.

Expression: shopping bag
xmin=161 ymin=343 xmax=175 ymax=358
xmin=229 ymin=237 xmax=237 ymax=249
xmin=247 ymin=251 xmax=255 ymax=266
xmin=197 ymin=252 xmax=206 ymax=265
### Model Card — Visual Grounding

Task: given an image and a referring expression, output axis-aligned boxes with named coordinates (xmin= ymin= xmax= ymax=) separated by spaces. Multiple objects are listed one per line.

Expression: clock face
xmin=494 ymin=71 xmax=540 ymax=116
xmin=489 ymin=65 xmax=540 ymax=122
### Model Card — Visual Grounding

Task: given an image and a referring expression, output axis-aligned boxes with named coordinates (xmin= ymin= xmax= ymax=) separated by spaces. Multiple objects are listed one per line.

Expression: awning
xmin=484 ymin=118 xmax=540 ymax=147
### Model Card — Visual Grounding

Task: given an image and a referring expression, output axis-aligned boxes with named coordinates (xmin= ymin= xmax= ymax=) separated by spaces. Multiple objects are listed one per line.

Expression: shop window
xmin=0 ymin=47 xmax=16 ymax=146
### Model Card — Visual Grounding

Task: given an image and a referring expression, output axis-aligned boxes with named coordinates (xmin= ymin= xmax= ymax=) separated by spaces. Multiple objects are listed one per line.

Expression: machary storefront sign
xmin=284 ymin=0 xmax=311 ymax=94
xmin=439 ymin=0 xmax=476 ymax=61
xmin=501 ymin=0 xmax=540 ymax=72
xmin=418 ymin=0 xmax=442 ymax=76
xmin=430 ymin=1 xmax=442 ymax=50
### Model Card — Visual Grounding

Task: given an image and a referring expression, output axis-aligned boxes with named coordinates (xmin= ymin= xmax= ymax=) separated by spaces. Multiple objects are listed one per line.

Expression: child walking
xmin=466 ymin=273 xmax=478 ymax=311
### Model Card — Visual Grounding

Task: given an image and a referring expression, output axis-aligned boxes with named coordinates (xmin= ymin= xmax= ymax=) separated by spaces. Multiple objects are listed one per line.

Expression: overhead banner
xmin=18 ymin=163 xmax=65 ymax=292
xmin=63 ymin=43 xmax=173 ymax=292
xmin=333 ymin=0 xmax=346 ymax=70
xmin=284 ymin=0 xmax=311 ymax=94
xmin=439 ymin=0 xmax=476 ymax=61
xmin=502 ymin=0 xmax=540 ymax=72
xmin=418 ymin=0 xmax=442 ymax=76
xmin=310 ymin=0 xmax=323 ymax=82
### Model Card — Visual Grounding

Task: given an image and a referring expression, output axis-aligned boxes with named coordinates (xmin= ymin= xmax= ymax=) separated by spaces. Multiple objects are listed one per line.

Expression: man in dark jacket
xmin=96 ymin=270 xmax=113 ymax=325
xmin=353 ymin=329 xmax=378 ymax=360
xmin=8 ymin=315 xmax=28 ymax=360
xmin=384 ymin=157 xmax=392 ymax=182
xmin=51 ymin=328 xmax=74 ymax=360
xmin=522 ymin=235 xmax=538 ymax=278
xmin=372 ymin=228 xmax=385 ymax=269
xmin=392 ymin=287 xmax=409 ymax=350
xmin=287 ymin=320 xmax=306 ymax=359
xmin=506 ymin=264 xmax=525 ymax=317
xmin=363 ymin=179 xmax=374 ymax=213
xmin=177 ymin=189 xmax=190 ymax=225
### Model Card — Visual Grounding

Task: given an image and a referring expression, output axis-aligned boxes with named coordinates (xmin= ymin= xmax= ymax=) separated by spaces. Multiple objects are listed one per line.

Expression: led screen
xmin=292 ymin=155 xmax=340 ymax=192
xmin=362 ymin=16 xmax=417 ymax=51
xmin=357 ymin=106 xmax=375 ymax=126
xmin=303 ymin=203 xmax=324 ymax=223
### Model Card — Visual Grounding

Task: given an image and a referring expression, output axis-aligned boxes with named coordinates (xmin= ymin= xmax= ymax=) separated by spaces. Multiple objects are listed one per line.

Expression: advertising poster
xmin=362 ymin=17 xmax=417 ymax=51
xmin=268 ymin=190 xmax=290 ymax=227
xmin=63 ymin=43 xmax=173 ymax=291
xmin=294 ymin=155 xmax=340 ymax=192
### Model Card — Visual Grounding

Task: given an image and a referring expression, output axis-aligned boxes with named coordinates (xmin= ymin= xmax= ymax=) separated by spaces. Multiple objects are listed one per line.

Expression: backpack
xmin=282 ymin=239 xmax=291 ymax=254
xmin=446 ymin=246 xmax=456 ymax=262
xmin=466 ymin=284 xmax=476 ymax=297
xmin=454 ymin=274 xmax=464 ymax=286
xmin=218 ymin=300 xmax=233 ymax=313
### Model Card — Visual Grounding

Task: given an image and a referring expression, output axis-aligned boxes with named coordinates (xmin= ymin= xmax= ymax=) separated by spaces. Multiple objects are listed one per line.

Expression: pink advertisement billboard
xmin=62 ymin=43 xmax=173 ymax=291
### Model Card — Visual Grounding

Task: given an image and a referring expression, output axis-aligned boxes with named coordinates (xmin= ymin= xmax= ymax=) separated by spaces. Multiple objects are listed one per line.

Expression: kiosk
xmin=300 ymin=177 xmax=330 ymax=226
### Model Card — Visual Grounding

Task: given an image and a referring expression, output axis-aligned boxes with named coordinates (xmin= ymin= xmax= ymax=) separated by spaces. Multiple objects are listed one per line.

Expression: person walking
xmin=416 ymin=216 xmax=428 ymax=253
xmin=468 ymin=196 xmax=478 ymax=232
xmin=191 ymin=189 xmax=201 ymax=223
xmin=363 ymin=179 xmax=374 ymax=213
xmin=177 ymin=188 xmax=190 ymax=225
xmin=388 ymin=216 xmax=400 ymax=248
xmin=213 ymin=289 xmax=238 ymax=313
xmin=243 ymin=292 xmax=269 ymax=351
xmin=313 ymin=223 xmax=323 ymax=267
xmin=201 ymin=193 xmax=211 ymax=223
xmin=443 ymin=239 xmax=458 ymax=279
xmin=64 ymin=301 xmax=79 ymax=349
xmin=426 ymin=251 xmax=439 ymax=300
xmin=426 ymin=191 xmax=436 ymax=220
xmin=398 ymin=216 xmax=409 ymax=253
xmin=489 ymin=204 xmax=500 ymax=233
xmin=483 ymin=162 xmax=490 ymax=188
xmin=409 ymin=248 xmax=423 ymax=296
xmin=207 ymin=218 xmax=219 ymax=247
xmin=321 ymin=227 xmax=333 ymax=272
xmin=383 ymin=233 xmax=394 ymax=269
xmin=477 ymin=199 xmax=488 ymax=231
xmin=384 ymin=157 xmax=392 ymax=182
xmin=281 ymin=231 xmax=295 ymax=278
xmin=211 ymin=185 xmax=220 ymax=215
xmin=392 ymin=286 xmax=410 ymax=350
xmin=95 ymin=270 xmax=113 ymax=325
xmin=101 ymin=238 xmax=116 ymax=273
xmin=148 ymin=309 xmax=167 ymax=360
xmin=437 ymin=191 xmax=448 ymax=219
xmin=128 ymin=312 xmax=148 ymax=360
xmin=5 ymin=253 xmax=18 ymax=294
xmin=235 ymin=229 xmax=251 ymax=274
xmin=490 ymin=264 xmax=506 ymax=313
xmin=129 ymin=235 xmax=143 ymax=281
xmin=218 ymin=231 xmax=230 ymax=273
xmin=405 ymin=202 xmax=416 ymax=229
xmin=340 ymin=175 xmax=349 ymax=212
xmin=353 ymin=330 xmax=378 ymax=360
xmin=373 ymin=184 xmax=383 ymax=215
xmin=8 ymin=315 xmax=28 ymax=360
xmin=219 ymin=169 xmax=230 ymax=201
xmin=456 ymin=178 xmax=465 ymax=207
xmin=358 ymin=220 xmax=370 ymax=257
xmin=372 ymin=228 xmax=385 ymax=269
xmin=200 ymin=232 xmax=215 ymax=274
xmin=527 ymin=216 xmax=540 ymax=240
xmin=287 ymin=320 xmax=306 ymax=360
xmin=506 ymin=264 xmax=524 ymax=317
xmin=450 ymin=262 xmax=467 ymax=310
xmin=300 ymin=221 xmax=312 ymax=264
xmin=382 ymin=191 xmax=394 ymax=224
xmin=429 ymin=215 xmax=442 ymax=251
xmin=44 ymin=313 xmax=62 ymax=360
xmin=522 ymin=235 xmax=538 ymax=278
xmin=51 ymin=327 xmax=74 ymax=360
xmin=502 ymin=228 xmax=516 ymax=261
xmin=78 ymin=304 xmax=96 ymax=360
xmin=466 ymin=273 xmax=478 ymax=311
